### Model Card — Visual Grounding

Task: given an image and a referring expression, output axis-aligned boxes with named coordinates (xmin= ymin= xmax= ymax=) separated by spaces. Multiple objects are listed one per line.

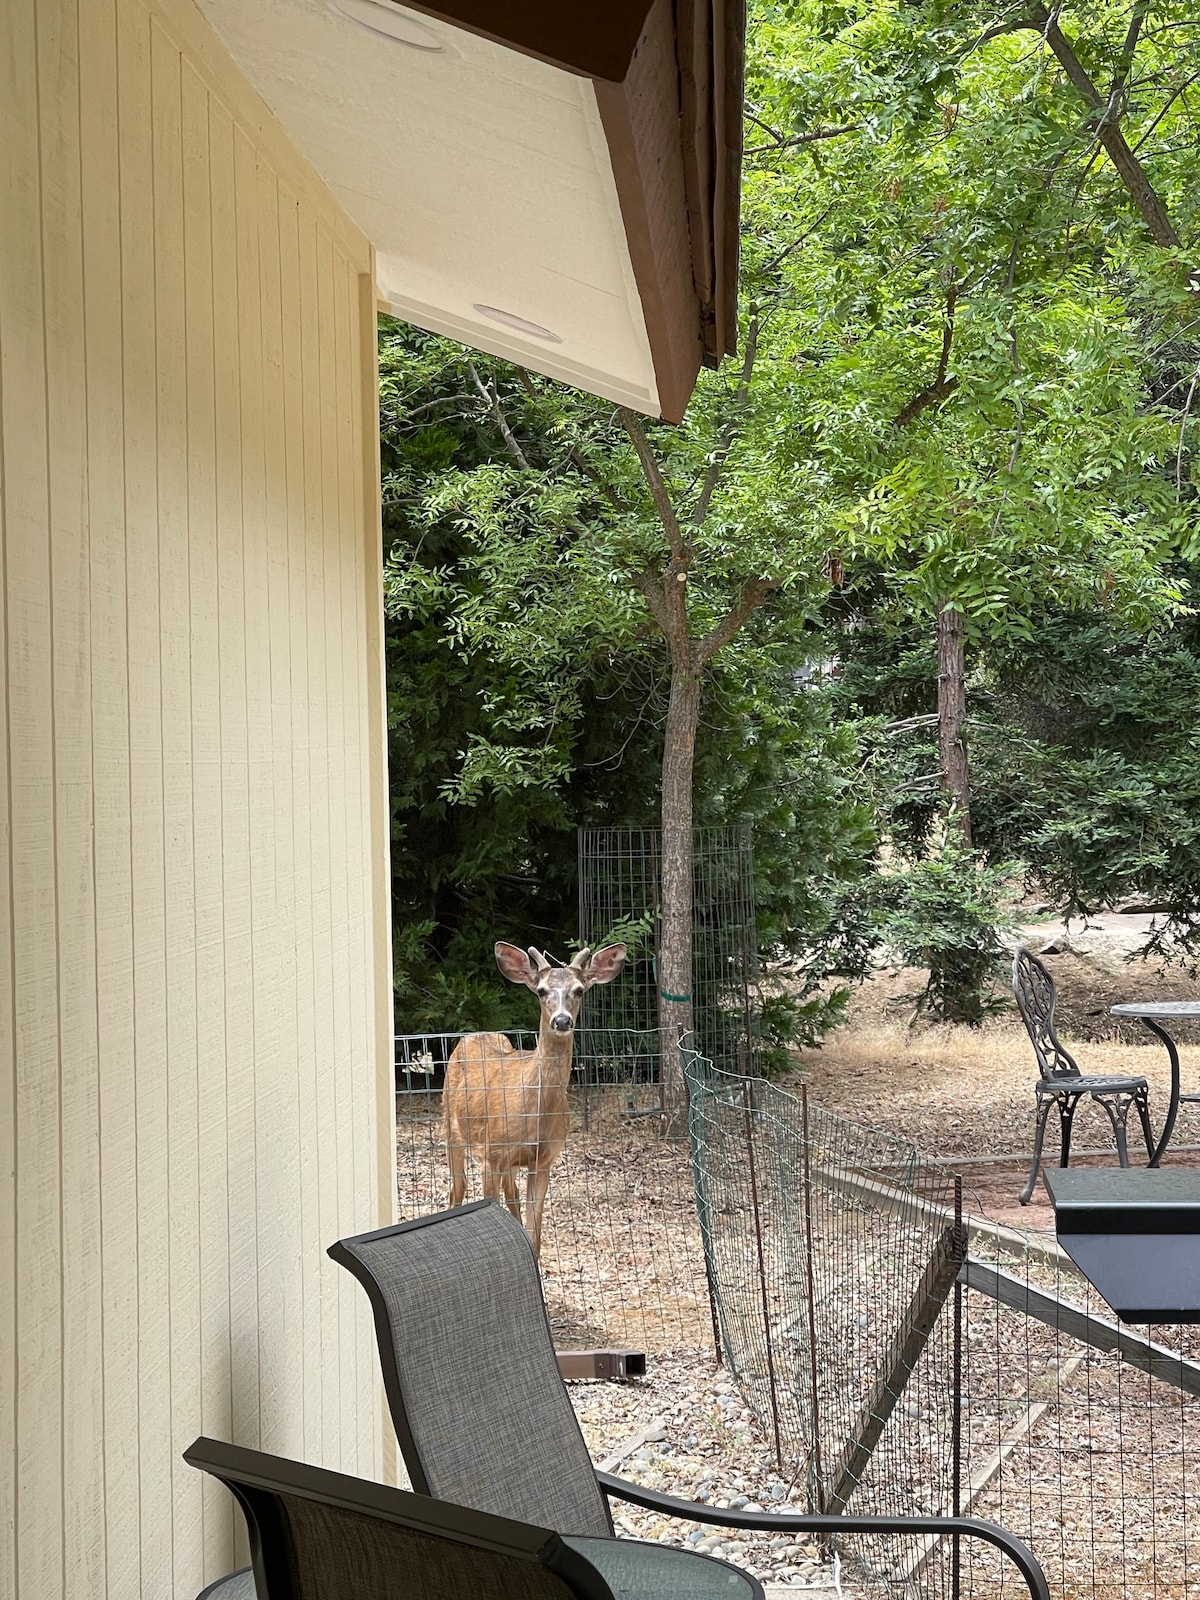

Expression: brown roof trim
xmin=595 ymin=2 xmax=701 ymax=425
xmin=677 ymin=0 xmax=744 ymax=367
xmin=411 ymin=0 xmax=745 ymax=420
xmin=401 ymin=1 xmax=658 ymax=81
xmin=597 ymin=0 xmax=743 ymax=418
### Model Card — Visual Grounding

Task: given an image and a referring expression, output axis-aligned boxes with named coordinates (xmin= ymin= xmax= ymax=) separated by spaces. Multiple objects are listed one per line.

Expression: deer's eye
xmin=571 ymin=985 xmax=584 ymax=999
xmin=536 ymin=986 xmax=548 ymax=998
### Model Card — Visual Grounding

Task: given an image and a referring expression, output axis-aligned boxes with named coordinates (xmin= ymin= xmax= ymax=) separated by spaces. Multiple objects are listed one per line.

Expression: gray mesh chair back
xmin=329 ymin=1201 xmax=613 ymax=1536
xmin=1013 ymin=948 xmax=1080 ymax=1080
xmin=184 ymin=1435 xmax=615 ymax=1600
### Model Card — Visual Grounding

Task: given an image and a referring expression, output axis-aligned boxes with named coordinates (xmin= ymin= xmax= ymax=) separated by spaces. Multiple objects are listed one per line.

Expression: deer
xmin=444 ymin=941 xmax=627 ymax=1258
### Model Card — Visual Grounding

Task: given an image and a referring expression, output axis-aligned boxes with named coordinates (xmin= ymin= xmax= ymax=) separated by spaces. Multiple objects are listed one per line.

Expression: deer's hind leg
xmin=482 ymin=1156 xmax=523 ymax=1224
xmin=446 ymin=1124 xmax=468 ymax=1209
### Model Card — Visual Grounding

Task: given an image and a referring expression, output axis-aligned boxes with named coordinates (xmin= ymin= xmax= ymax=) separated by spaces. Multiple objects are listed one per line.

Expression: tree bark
xmin=617 ymin=411 xmax=772 ymax=1121
xmin=936 ymin=600 xmax=972 ymax=845
xmin=657 ymin=659 xmax=702 ymax=1119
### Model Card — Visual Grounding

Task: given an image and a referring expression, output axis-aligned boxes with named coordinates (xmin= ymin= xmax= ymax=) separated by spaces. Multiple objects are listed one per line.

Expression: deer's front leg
xmin=525 ymin=1160 xmax=556 ymax=1260
xmin=500 ymin=1167 xmax=522 ymax=1222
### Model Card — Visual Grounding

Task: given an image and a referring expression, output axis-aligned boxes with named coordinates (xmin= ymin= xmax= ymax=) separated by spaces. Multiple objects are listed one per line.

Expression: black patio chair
xmin=329 ymin=1199 xmax=1050 ymax=1600
xmin=185 ymin=1433 xmax=657 ymax=1599
xmin=1014 ymin=947 xmax=1154 ymax=1206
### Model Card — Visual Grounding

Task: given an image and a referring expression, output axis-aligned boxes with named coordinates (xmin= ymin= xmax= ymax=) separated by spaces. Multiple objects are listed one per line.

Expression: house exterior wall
xmin=0 ymin=0 xmax=394 ymax=1596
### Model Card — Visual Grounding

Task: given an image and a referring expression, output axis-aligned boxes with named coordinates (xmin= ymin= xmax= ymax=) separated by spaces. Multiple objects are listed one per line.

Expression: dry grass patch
xmin=785 ymin=953 xmax=1200 ymax=1223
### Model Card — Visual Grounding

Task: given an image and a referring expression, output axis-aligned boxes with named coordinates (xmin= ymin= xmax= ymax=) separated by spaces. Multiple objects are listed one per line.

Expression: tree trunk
xmin=657 ymin=660 xmax=702 ymax=1120
xmin=936 ymin=600 xmax=972 ymax=845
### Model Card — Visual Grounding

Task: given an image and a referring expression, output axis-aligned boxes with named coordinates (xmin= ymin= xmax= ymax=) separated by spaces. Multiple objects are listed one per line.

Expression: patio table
xmin=1110 ymin=1001 xmax=1200 ymax=1167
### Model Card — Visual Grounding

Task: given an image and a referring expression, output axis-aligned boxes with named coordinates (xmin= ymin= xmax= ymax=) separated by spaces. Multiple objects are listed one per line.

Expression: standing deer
xmin=444 ymin=942 xmax=627 ymax=1257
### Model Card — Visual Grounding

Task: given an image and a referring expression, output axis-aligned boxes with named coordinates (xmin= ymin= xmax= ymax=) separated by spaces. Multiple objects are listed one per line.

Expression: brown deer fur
xmin=444 ymin=942 xmax=626 ymax=1257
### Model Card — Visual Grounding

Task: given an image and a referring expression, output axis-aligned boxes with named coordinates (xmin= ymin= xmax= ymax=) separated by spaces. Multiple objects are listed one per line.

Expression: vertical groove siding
xmin=0 ymin=1 xmax=391 ymax=1596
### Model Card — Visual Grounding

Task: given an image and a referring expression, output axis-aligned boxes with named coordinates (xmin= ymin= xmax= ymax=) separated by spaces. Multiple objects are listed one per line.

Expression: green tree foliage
xmin=383 ymin=0 xmax=1200 ymax=1037
xmin=747 ymin=0 xmax=1198 ymax=662
xmin=380 ymin=326 xmax=877 ymax=1037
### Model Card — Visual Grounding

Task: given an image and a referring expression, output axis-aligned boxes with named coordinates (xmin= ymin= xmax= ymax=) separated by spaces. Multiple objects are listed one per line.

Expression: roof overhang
xmin=194 ymin=0 xmax=744 ymax=421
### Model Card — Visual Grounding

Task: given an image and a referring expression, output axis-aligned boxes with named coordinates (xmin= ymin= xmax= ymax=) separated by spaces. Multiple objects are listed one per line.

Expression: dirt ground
xmin=395 ymin=923 xmax=1200 ymax=1595
xmin=787 ymin=936 xmax=1200 ymax=1231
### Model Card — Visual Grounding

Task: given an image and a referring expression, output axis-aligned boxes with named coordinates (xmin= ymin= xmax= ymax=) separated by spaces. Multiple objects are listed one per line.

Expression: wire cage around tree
xmin=576 ymin=824 xmax=763 ymax=1083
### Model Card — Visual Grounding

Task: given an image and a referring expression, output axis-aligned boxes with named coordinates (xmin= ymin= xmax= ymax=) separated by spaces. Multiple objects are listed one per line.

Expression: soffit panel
xmin=195 ymin=0 xmax=660 ymax=411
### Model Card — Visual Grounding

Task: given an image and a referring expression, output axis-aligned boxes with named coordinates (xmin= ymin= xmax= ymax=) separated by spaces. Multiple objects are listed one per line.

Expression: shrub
xmin=869 ymin=838 xmax=1018 ymax=1026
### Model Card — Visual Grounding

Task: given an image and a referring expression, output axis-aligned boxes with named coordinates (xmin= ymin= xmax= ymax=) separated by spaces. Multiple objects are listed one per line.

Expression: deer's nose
xmin=550 ymin=1013 xmax=573 ymax=1032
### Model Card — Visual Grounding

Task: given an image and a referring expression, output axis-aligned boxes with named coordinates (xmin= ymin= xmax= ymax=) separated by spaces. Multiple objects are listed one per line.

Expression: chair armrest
xmin=595 ymin=1471 xmax=1049 ymax=1600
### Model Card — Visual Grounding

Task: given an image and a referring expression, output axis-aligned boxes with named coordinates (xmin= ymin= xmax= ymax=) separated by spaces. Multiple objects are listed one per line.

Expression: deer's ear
xmin=495 ymin=942 xmax=538 ymax=988
xmin=582 ymin=944 xmax=626 ymax=987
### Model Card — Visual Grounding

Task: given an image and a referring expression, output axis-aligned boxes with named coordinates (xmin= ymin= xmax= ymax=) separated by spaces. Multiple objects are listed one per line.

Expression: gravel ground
xmin=568 ymin=1353 xmax=838 ymax=1590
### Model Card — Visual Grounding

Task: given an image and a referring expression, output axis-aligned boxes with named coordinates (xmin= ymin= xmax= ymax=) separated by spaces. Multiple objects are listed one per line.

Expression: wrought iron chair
xmin=186 ymin=1434 xmax=636 ymax=1599
xmin=329 ymin=1199 xmax=1050 ymax=1600
xmin=1014 ymin=947 xmax=1154 ymax=1205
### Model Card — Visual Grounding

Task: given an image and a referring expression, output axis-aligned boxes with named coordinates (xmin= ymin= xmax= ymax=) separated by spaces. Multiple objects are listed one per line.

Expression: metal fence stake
xmin=742 ymin=1078 xmax=785 ymax=1474
xmin=801 ymin=1084 xmax=825 ymax=1510
xmin=953 ymin=1173 xmax=963 ymax=1600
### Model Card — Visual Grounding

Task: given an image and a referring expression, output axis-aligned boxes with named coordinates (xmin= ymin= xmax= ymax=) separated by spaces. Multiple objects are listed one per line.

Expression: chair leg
xmin=1093 ymin=1093 xmax=1134 ymax=1167
xmin=1059 ymin=1095 xmax=1079 ymax=1168
xmin=1020 ymin=1096 xmax=1053 ymax=1206
xmin=1113 ymin=1103 xmax=1131 ymax=1168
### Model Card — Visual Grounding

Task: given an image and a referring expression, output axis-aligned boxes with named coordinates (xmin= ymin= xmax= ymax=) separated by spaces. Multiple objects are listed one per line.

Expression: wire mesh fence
xmin=683 ymin=1054 xmax=1200 ymax=1600
xmin=686 ymin=1054 xmax=966 ymax=1597
xmin=577 ymin=825 xmax=762 ymax=1077
xmin=959 ymin=1237 xmax=1200 ymax=1600
xmin=394 ymin=1021 xmax=1200 ymax=1599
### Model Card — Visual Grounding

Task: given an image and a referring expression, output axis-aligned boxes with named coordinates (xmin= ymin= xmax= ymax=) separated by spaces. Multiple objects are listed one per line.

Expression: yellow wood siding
xmin=0 ymin=0 xmax=392 ymax=1595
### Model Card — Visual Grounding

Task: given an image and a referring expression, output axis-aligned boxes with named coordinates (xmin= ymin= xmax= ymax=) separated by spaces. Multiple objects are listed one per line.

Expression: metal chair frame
xmin=331 ymin=1201 xmax=1051 ymax=1600
xmin=185 ymin=1435 xmax=619 ymax=1600
xmin=1013 ymin=948 xmax=1154 ymax=1205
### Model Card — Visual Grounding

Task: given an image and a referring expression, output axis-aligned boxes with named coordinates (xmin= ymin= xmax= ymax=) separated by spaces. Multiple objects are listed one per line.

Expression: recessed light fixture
xmin=328 ymin=0 xmax=449 ymax=52
xmin=473 ymin=304 xmax=564 ymax=344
